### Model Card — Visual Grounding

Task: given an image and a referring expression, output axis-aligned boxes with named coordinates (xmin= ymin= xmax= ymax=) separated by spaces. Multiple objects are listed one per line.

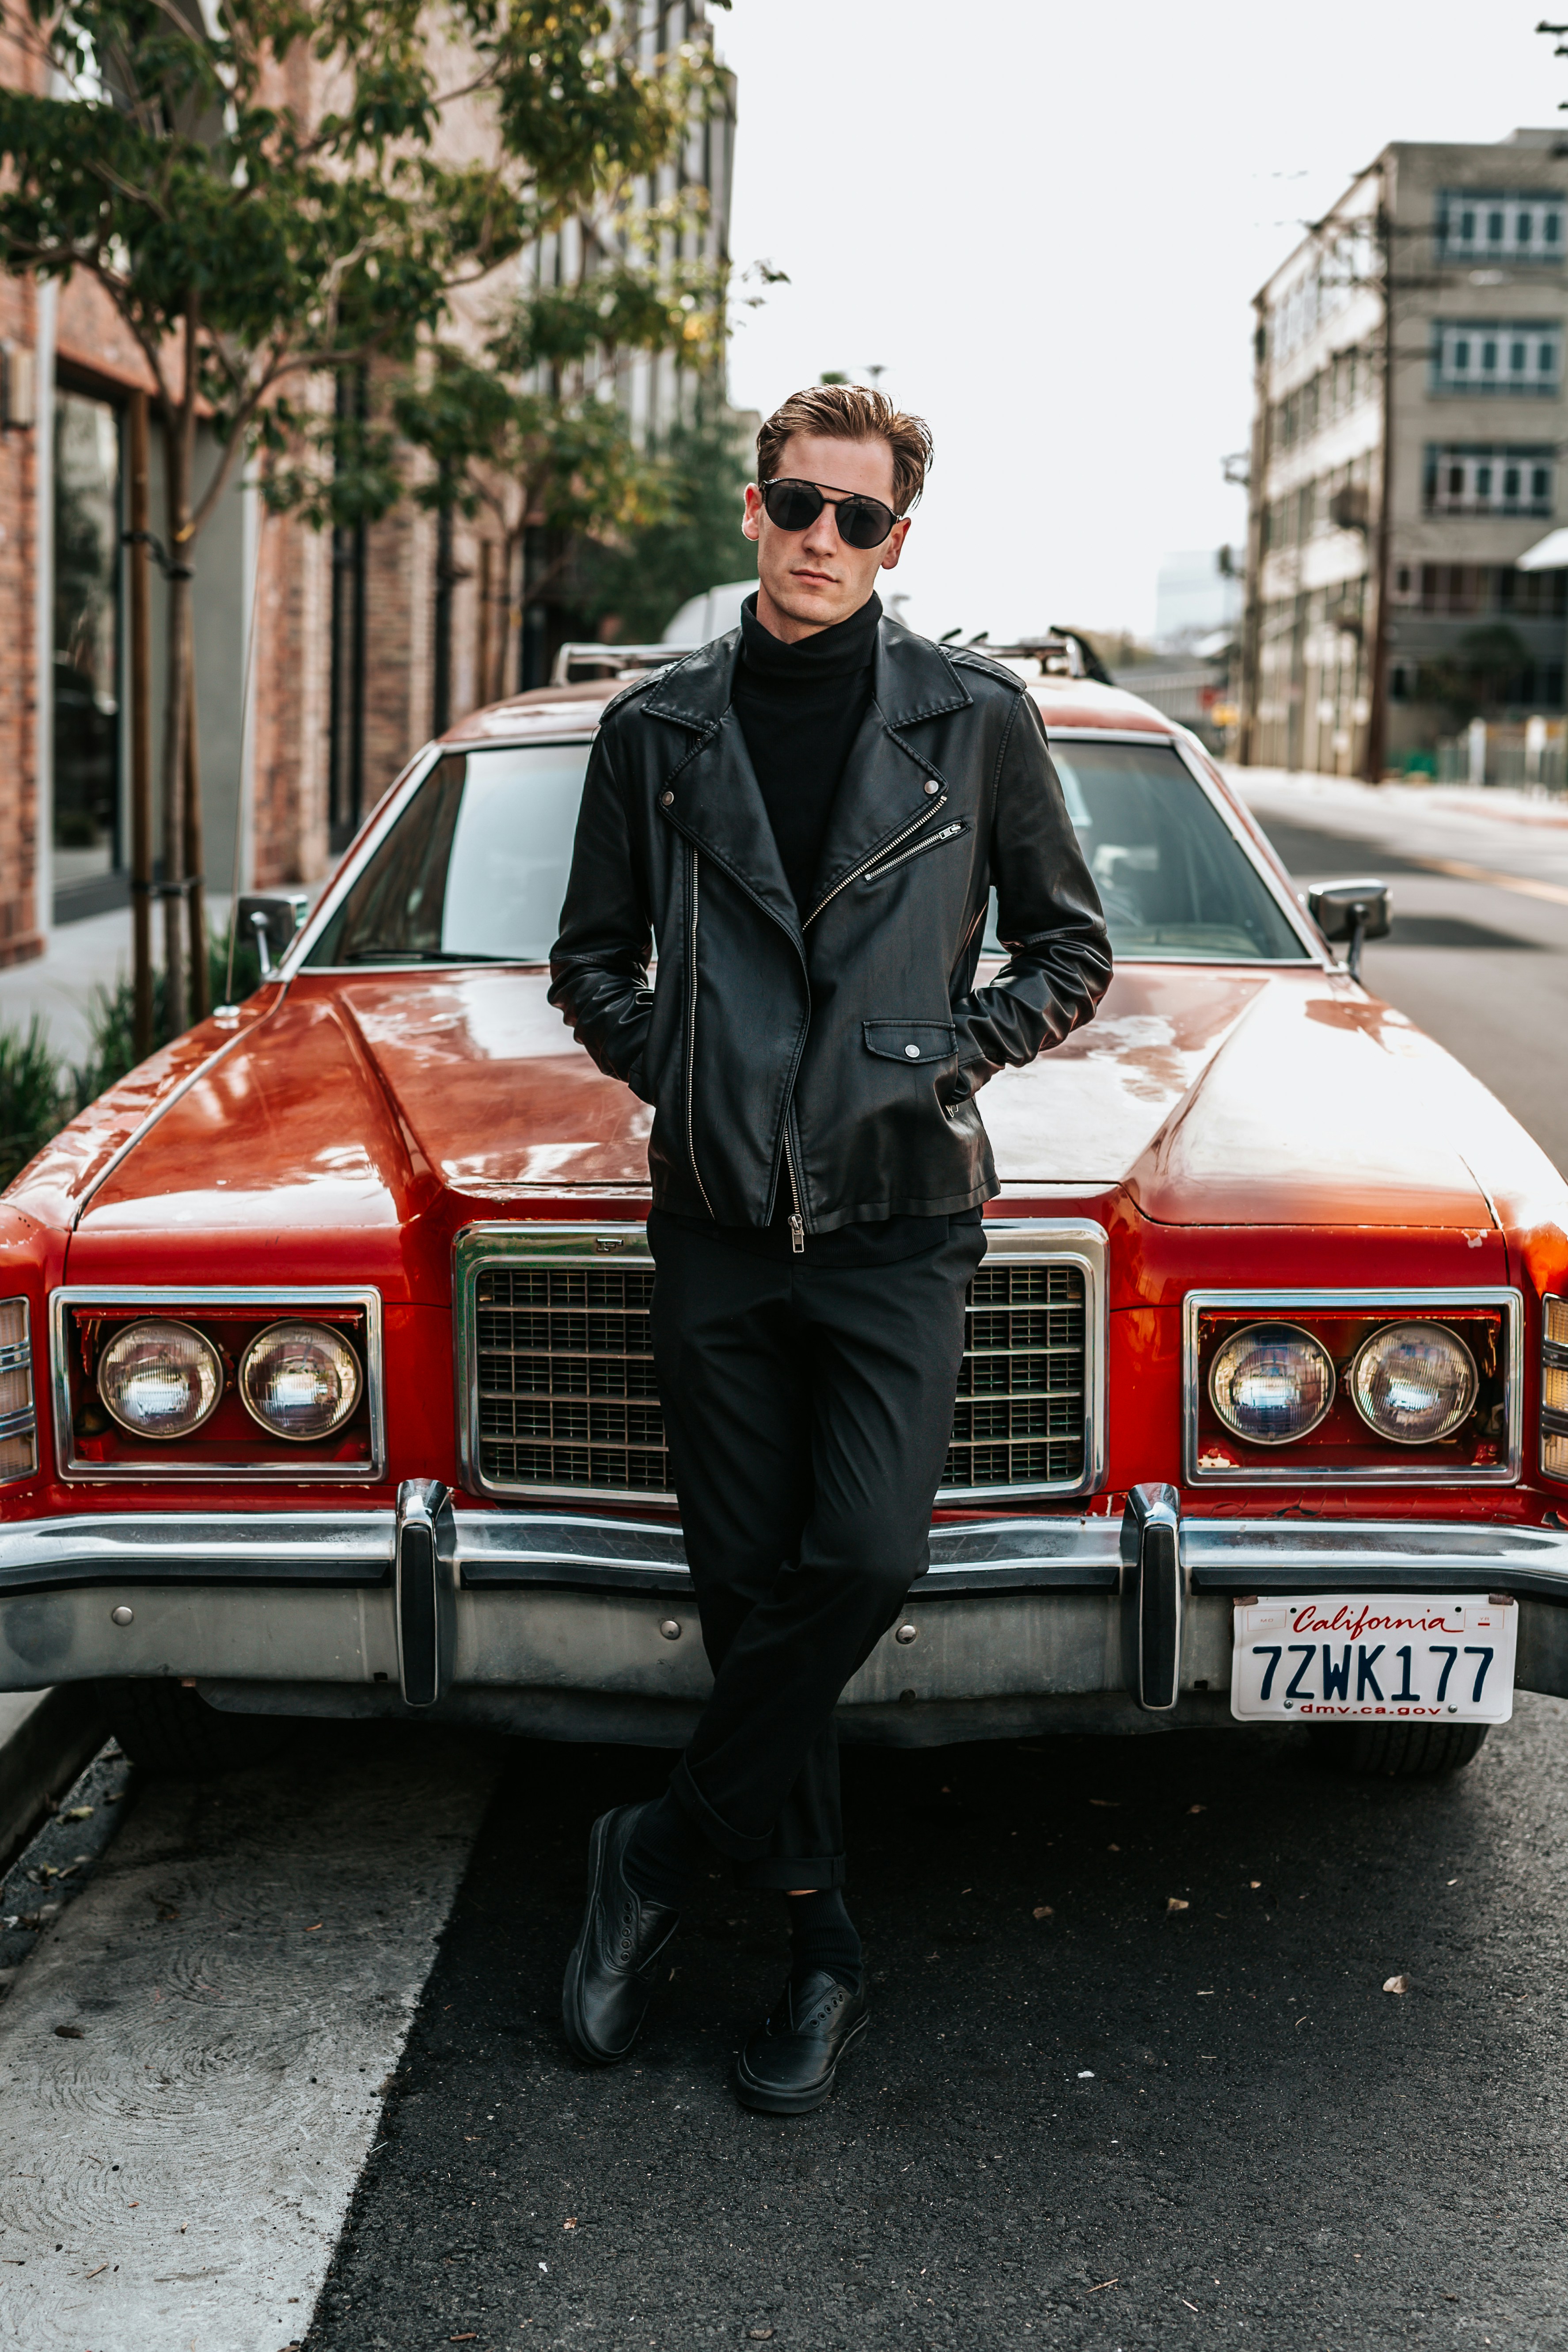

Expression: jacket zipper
xmin=686 ymin=847 xmax=714 ymax=1217
xmin=784 ymin=1130 xmax=805 ymax=1254
xmin=862 ymin=819 xmax=966 ymax=885
xmin=802 ymin=792 xmax=948 ymax=930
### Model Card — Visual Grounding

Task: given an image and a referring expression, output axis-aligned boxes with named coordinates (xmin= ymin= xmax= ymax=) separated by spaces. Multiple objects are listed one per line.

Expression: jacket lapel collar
xmin=802 ymin=620 xmax=973 ymax=920
xmin=641 ymin=632 xmax=800 ymax=941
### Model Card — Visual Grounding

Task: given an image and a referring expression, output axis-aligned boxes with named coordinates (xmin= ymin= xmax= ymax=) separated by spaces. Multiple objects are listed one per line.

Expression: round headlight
xmin=1349 ymin=1321 xmax=1477 ymax=1445
xmin=97 ymin=1318 xmax=223 ymax=1440
xmin=239 ymin=1322 xmax=361 ymax=1442
xmin=1208 ymin=1321 xmax=1336 ymax=1447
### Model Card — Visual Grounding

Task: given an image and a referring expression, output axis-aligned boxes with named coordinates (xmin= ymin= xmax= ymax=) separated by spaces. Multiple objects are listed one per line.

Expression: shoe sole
xmin=562 ymin=1808 xmax=631 ymax=2066
xmin=733 ymin=2012 xmax=869 ymax=2115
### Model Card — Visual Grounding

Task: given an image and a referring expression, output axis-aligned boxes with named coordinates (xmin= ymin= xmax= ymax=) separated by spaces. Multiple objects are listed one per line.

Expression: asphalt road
xmin=304 ymin=779 xmax=1568 ymax=2352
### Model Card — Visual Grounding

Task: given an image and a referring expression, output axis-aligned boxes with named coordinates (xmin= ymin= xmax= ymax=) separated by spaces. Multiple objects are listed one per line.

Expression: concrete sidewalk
xmin=1227 ymin=763 xmax=1568 ymax=833
xmin=0 ymin=898 xmax=234 ymax=1067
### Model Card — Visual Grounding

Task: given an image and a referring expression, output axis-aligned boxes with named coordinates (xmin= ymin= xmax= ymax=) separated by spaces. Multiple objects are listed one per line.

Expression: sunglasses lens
xmin=836 ymin=497 xmax=895 ymax=550
xmin=763 ymin=481 xmax=823 ymax=532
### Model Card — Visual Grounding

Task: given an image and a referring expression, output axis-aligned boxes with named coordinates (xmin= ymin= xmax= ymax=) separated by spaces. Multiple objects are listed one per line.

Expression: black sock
xmin=623 ymin=1789 xmax=712 ymax=1909
xmin=788 ymin=1887 xmax=863 ymax=1994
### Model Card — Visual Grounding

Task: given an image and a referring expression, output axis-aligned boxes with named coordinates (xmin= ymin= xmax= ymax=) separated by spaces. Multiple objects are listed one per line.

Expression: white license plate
xmin=1230 ymin=1594 xmax=1516 ymax=1724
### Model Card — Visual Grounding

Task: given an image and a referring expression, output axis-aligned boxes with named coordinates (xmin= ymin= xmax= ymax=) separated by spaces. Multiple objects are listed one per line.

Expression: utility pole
xmin=127 ymin=391 xmax=155 ymax=1061
xmin=1363 ymin=163 xmax=1395 ymax=785
xmin=1236 ymin=300 xmax=1269 ymax=767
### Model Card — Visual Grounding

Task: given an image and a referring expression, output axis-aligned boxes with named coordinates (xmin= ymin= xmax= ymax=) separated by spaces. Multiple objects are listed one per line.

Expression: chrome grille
xmin=475 ymin=1265 xmax=668 ymax=1492
xmin=945 ymin=1261 xmax=1085 ymax=1489
xmin=463 ymin=1240 xmax=1094 ymax=1502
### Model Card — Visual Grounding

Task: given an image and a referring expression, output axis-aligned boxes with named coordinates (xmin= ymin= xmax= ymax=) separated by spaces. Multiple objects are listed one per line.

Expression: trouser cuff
xmin=670 ymin=1753 xmax=774 ymax=1861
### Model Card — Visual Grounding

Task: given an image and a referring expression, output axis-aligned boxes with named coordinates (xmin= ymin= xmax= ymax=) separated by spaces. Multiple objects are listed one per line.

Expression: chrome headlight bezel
xmin=1207 ymin=1320 xmax=1336 ymax=1448
xmin=1348 ymin=1319 xmax=1478 ymax=1447
xmin=96 ymin=1317 xmax=224 ymax=1442
xmin=51 ymin=1288 xmax=384 ymax=1482
xmin=237 ymin=1320 xmax=363 ymax=1444
xmin=1184 ymin=1289 xmax=1521 ymax=1486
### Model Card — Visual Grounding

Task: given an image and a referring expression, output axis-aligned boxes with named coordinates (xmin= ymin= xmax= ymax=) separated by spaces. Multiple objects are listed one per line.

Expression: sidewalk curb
xmin=0 ymin=1687 xmax=110 ymax=1867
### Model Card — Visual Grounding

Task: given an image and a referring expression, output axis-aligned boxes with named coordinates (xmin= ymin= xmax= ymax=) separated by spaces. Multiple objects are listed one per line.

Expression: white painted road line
xmin=0 ymin=1728 xmax=499 ymax=2351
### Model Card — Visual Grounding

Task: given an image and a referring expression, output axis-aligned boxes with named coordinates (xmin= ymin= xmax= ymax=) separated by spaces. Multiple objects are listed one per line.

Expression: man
xmin=549 ymin=384 xmax=1110 ymax=2113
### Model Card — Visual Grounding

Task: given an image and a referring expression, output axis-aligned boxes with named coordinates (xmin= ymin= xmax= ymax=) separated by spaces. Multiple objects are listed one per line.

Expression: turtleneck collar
xmin=740 ymin=590 xmax=881 ymax=682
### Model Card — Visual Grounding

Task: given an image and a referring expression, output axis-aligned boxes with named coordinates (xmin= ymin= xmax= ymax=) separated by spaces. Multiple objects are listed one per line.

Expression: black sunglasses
xmin=760 ymin=477 xmax=902 ymax=551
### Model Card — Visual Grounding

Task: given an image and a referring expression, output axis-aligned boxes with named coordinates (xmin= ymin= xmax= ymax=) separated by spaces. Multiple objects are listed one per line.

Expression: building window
xmin=1438 ymin=190 xmax=1567 ymax=263
xmin=1415 ymin=562 xmax=1568 ymax=618
xmin=1431 ymin=319 xmax=1561 ymax=395
xmin=1424 ymin=443 xmax=1555 ymax=514
xmin=52 ymin=388 xmax=124 ymax=923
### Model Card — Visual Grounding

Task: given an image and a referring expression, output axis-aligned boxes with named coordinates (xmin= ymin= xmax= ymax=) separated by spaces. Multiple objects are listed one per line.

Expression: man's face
xmin=743 ymin=432 xmax=910 ymax=638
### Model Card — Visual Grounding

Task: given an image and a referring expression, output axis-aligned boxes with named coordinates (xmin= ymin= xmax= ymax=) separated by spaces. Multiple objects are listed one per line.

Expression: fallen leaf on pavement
xmin=563 ymin=2218 xmax=576 ymax=2229
xmin=1188 ymin=1803 xmax=1206 ymax=1814
xmin=1089 ymin=1798 xmax=1119 ymax=1808
xmin=53 ymin=2025 xmax=84 ymax=2039
xmin=1166 ymin=1897 xmax=1190 ymax=1912
xmin=1033 ymin=1905 xmax=1053 ymax=1919
xmin=58 ymin=1806 xmax=93 ymax=1822
xmin=1383 ymin=1974 xmax=1409 ymax=1995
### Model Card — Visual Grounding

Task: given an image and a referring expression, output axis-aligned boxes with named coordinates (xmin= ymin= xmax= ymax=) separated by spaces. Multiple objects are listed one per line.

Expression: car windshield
xmin=307 ymin=731 xmax=1308 ymax=969
xmin=305 ymin=745 xmax=590 ymax=966
xmin=984 ymin=738 xmax=1308 ymax=962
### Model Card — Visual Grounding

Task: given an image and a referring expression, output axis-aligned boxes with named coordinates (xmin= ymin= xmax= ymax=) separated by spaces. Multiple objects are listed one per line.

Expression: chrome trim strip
xmin=49 ymin=1286 xmax=387 ymax=1483
xmin=0 ymin=1407 xmax=35 ymax=1442
xmin=0 ymin=1509 xmax=395 ymax=1588
xmin=4 ymin=1506 xmax=1568 ymax=1604
xmin=0 ymin=1341 xmax=30 ymax=1375
xmin=452 ymin=1218 xmax=1109 ymax=1508
xmin=1182 ymin=1287 xmax=1524 ymax=1486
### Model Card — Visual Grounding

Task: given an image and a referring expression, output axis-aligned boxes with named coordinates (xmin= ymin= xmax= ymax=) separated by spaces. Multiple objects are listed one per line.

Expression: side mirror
xmin=236 ymin=890 xmax=309 ymax=980
xmin=1306 ymin=878 xmax=1391 ymax=983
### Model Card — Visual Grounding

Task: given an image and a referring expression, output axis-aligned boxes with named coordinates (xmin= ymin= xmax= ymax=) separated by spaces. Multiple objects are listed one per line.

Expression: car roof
xmin=436 ymin=667 xmax=1181 ymax=748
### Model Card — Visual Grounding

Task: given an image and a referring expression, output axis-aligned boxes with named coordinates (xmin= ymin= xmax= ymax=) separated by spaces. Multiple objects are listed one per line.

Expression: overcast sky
xmin=710 ymin=1 xmax=1559 ymax=646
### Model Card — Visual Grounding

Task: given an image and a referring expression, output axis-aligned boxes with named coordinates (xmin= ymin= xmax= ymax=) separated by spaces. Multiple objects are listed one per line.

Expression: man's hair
xmin=755 ymin=384 xmax=933 ymax=517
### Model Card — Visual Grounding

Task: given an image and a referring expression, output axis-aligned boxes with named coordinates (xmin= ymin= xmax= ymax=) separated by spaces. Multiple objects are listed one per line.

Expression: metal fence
xmin=1433 ymin=718 xmax=1568 ymax=793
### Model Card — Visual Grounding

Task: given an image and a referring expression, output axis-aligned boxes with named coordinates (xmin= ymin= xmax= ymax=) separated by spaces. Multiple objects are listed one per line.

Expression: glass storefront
xmin=53 ymin=388 xmax=122 ymax=919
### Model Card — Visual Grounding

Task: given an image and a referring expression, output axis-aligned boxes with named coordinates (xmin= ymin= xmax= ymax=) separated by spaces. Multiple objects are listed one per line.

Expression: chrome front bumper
xmin=4 ymin=1493 xmax=1568 ymax=1745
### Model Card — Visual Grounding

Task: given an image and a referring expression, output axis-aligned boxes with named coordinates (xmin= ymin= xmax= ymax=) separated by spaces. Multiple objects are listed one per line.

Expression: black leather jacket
xmin=549 ymin=615 xmax=1111 ymax=1235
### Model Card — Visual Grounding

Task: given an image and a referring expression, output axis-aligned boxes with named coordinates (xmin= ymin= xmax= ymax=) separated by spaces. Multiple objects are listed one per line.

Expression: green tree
xmin=0 ymin=0 xmax=724 ymax=1027
xmin=581 ymin=403 xmax=752 ymax=642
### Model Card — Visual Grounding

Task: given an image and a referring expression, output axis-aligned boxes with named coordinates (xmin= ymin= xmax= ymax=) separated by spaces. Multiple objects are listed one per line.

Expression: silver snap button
xmin=658 ymin=1619 xmax=682 ymax=1641
xmin=660 ymin=790 xmax=675 ymax=806
xmin=110 ymin=1605 xmax=134 ymax=1627
xmin=895 ymin=1621 xmax=918 ymax=1645
xmin=904 ymin=1043 xmax=921 ymax=1058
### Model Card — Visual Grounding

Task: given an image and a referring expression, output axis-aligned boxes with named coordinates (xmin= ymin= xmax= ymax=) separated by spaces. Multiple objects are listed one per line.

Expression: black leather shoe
xmin=562 ymin=1803 xmax=681 ymax=2065
xmin=734 ymin=1968 xmax=868 ymax=2114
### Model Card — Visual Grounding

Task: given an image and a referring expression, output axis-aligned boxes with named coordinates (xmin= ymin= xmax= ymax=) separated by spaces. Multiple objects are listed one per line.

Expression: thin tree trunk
xmin=183 ymin=647 xmax=209 ymax=1019
xmin=159 ymin=306 xmax=198 ymax=1035
xmin=127 ymin=391 xmax=155 ymax=1060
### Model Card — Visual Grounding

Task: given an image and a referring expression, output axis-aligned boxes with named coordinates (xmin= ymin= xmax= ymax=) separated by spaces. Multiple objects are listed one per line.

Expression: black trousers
xmin=646 ymin=1212 xmax=987 ymax=1890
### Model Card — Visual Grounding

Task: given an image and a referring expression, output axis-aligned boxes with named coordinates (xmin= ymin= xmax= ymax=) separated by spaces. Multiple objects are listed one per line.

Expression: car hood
xmin=56 ymin=961 xmax=1509 ymax=1285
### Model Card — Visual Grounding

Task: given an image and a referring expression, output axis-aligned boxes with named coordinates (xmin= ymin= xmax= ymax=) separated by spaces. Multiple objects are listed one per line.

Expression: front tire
xmin=97 ymin=1680 xmax=286 ymax=1777
xmin=1309 ymin=1721 xmax=1490 ymax=1778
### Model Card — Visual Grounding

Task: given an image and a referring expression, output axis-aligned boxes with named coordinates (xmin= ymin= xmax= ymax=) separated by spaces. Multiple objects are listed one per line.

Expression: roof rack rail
xmin=550 ymin=641 xmax=695 ymax=687
xmin=963 ymin=628 xmax=1114 ymax=686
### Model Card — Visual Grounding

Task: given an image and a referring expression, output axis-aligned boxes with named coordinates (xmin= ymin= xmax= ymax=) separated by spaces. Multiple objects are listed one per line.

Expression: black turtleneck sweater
xmin=730 ymin=588 xmax=881 ymax=914
xmin=651 ymin=591 xmax=982 ymax=1268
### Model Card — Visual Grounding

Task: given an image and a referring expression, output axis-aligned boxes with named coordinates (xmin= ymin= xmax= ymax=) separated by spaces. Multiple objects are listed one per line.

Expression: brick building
xmin=0 ymin=0 xmax=734 ymax=965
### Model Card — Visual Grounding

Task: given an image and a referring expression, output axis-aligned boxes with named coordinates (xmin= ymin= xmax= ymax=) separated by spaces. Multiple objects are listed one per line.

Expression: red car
xmin=4 ymin=655 xmax=1565 ymax=1778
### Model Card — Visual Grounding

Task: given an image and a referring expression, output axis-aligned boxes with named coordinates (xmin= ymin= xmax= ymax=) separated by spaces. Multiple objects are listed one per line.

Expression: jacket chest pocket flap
xmin=863 ymin=1020 xmax=957 ymax=1066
